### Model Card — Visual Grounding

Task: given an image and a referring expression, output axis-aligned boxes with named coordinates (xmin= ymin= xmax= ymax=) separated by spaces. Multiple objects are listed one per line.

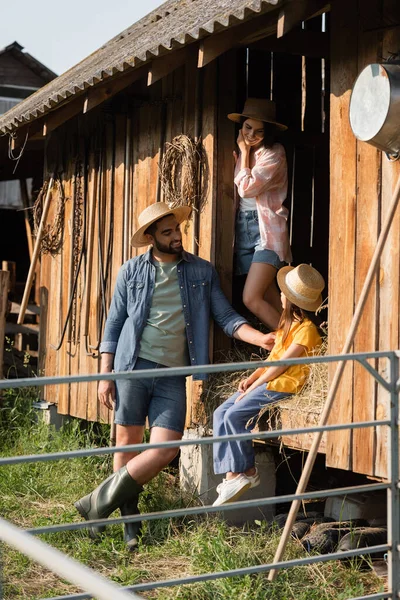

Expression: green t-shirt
xmin=139 ymin=259 xmax=190 ymax=368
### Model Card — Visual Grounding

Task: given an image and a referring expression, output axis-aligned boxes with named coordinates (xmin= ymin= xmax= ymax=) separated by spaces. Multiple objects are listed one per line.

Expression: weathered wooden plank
xmin=0 ymin=271 xmax=10 ymax=380
xmin=326 ymin=0 xmax=358 ymax=472
xmin=214 ymin=50 xmax=239 ymax=362
xmin=375 ymin=22 xmax=400 ymax=479
xmin=352 ymin=23 xmax=382 ymax=477
xmin=58 ymin=170 xmax=73 ymax=416
xmin=98 ymin=122 xmax=115 ymax=425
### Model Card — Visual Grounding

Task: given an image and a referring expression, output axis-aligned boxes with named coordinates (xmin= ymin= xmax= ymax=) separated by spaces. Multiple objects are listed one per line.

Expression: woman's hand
xmin=237 ymin=130 xmax=250 ymax=154
xmin=238 ymin=377 xmax=251 ymax=392
xmin=98 ymin=380 xmax=115 ymax=410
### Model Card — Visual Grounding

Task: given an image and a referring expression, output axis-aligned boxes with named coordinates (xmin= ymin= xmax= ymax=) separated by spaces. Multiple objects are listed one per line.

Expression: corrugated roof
xmin=0 ymin=0 xmax=279 ymax=134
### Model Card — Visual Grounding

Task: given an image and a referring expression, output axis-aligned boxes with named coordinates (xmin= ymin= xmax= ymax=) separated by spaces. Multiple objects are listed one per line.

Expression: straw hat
xmin=277 ymin=264 xmax=325 ymax=312
xmin=130 ymin=202 xmax=192 ymax=248
xmin=227 ymin=98 xmax=287 ymax=131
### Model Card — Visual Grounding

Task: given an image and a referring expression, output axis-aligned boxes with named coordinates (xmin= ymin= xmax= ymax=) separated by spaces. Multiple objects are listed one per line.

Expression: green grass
xmin=0 ymin=392 xmax=385 ymax=599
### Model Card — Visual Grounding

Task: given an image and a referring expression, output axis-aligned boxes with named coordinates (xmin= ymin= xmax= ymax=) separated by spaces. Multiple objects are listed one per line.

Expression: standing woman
xmin=228 ymin=98 xmax=292 ymax=330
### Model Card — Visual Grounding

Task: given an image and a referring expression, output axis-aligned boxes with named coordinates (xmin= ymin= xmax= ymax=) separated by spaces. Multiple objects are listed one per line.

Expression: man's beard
xmin=153 ymin=237 xmax=183 ymax=255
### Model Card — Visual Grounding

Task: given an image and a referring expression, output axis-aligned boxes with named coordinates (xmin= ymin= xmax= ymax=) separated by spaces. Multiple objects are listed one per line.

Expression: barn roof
xmin=0 ymin=0 xmax=279 ymax=134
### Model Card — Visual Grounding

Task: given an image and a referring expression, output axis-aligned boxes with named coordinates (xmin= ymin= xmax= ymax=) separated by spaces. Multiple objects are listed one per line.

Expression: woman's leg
xmin=243 ymin=262 xmax=281 ymax=329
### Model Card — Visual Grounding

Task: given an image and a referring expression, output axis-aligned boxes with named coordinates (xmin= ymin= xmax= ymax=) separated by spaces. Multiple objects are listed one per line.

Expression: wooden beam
xmin=147 ymin=47 xmax=188 ymax=85
xmin=83 ymin=65 xmax=147 ymax=113
xmin=277 ymin=0 xmax=330 ymax=39
xmin=249 ymin=29 xmax=329 ymax=58
xmin=14 ymin=65 xmax=148 ymax=143
xmin=198 ymin=10 xmax=279 ymax=68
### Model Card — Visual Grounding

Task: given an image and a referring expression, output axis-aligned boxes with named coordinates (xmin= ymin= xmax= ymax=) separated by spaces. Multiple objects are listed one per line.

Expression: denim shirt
xmin=99 ymin=249 xmax=248 ymax=380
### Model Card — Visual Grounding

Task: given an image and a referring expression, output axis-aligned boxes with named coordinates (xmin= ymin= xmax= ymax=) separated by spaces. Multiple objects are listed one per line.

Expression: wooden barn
xmin=0 ymin=0 xmax=398 ymax=481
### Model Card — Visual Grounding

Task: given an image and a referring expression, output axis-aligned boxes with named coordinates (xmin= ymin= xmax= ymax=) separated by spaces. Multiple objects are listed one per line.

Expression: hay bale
xmin=200 ymin=336 xmax=328 ymax=431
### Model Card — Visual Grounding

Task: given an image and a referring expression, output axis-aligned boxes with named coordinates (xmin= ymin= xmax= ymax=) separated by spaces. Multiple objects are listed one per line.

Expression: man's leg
xmin=124 ymin=426 xmax=182 ymax=485
xmin=114 ymin=424 xmax=144 ymax=472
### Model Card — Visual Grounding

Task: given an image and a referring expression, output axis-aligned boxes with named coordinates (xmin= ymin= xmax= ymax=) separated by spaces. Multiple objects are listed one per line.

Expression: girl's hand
xmin=237 ymin=130 xmax=249 ymax=154
xmin=238 ymin=377 xmax=250 ymax=392
xmin=235 ymin=391 xmax=247 ymax=403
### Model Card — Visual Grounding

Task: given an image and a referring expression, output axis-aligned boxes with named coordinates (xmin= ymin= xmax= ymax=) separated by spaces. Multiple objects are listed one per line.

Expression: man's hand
xmin=98 ymin=380 xmax=115 ymax=410
xmin=259 ymin=332 xmax=276 ymax=351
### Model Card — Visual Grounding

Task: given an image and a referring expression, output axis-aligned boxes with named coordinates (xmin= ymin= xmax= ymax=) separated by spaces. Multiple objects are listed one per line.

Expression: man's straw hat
xmin=277 ymin=264 xmax=325 ymax=312
xmin=227 ymin=98 xmax=287 ymax=131
xmin=130 ymin=202 xmax=192 ymax=248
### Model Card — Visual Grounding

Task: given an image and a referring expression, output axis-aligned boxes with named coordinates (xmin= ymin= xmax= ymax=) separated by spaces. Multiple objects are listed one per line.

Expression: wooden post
xmin=0 ymin=271 xmax=10 ymax=380
xmin=19 ymin=179 xmax=34 ymax=262
xmin=268 ymin=171 xmax=400 ymax=581
xmin=1 ymin=261 xmax=16 ymax=295
xmin=18 ymin=178 xmax=54 ymax=325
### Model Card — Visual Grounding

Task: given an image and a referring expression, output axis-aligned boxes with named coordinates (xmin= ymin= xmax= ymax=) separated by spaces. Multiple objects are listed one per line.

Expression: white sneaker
xmin=246 ymin=468 xmax=260 ymax=489
xmin=213 ymin=475 xmax=251 ymax=506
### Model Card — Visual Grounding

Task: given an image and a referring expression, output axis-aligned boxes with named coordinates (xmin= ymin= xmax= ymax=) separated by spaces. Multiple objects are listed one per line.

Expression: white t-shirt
xmin=239 ymin=196 xmax=257 ymax=211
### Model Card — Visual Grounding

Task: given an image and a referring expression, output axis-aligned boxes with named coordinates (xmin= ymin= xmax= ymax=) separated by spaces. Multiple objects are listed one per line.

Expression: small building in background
xmin=0 ymin=41 xmax=56 ymax=282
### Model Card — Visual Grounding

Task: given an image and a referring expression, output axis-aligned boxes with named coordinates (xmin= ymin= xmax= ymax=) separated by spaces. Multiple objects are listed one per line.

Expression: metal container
xmin=349 ymin=63 xmax=400 ymax=155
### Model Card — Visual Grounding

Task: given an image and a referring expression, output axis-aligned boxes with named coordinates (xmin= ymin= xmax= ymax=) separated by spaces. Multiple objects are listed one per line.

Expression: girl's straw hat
xmin=227 ymin=98 xmax=287 ymax=131
xmin=131 ymin=202 xmax=192 ymax=248
xmin=277 ymin=264 xmax=325 ymax=312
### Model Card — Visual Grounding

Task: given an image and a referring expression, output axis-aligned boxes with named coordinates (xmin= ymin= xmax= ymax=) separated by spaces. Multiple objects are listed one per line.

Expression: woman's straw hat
xmin=277 ymin=264 xmax=325 ymax=312
xmin=130 ymin=202 xmax=192 ymax=248
xmin=227 ymin=98 xmax=287 ymax=131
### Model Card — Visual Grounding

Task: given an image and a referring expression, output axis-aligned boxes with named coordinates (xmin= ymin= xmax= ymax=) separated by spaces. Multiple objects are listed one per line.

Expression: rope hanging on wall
xmin=33 ymin=176 xmax=66 ymax=255
xmin=160 ymin=134 xmax=206 ymax=212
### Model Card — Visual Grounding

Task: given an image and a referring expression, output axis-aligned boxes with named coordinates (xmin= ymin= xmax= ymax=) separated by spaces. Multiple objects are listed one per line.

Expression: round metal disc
xmin=350 ymin=64 xmax=390 ymax=141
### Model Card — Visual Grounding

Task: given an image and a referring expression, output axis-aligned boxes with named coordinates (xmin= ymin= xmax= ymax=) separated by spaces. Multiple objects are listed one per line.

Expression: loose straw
xmin=268 ymin=172 xmax=400 ymax=581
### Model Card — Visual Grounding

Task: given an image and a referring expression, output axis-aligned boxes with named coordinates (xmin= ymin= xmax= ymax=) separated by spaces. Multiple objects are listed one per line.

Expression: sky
xmin=0 ymin=0 xmax=166 ymax=76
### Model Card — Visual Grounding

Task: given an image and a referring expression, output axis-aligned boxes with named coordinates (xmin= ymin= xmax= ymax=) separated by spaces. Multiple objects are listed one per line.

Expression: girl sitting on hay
xmin=212 ymin=264 xmax=325 ymax=506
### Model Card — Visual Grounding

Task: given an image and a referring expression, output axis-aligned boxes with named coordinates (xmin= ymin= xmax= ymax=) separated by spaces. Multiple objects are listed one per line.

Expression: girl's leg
xmin=213 ymin=388 xmax=284 ymax=476
xmin=242 ymin=262 xmax=281 ymax=329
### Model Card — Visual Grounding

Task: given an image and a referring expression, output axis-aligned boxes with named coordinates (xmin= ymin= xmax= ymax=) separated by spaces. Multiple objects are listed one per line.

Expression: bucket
xmin=349 ymin=63 xmax=400 ymax=156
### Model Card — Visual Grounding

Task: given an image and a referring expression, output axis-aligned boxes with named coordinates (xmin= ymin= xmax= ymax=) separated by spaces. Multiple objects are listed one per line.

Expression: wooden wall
xmin=327 ymin=0 xmax=400 ymax=479
xmin=39 ymin=63 xmax=219 ymax=424
xmin=38 ymin=29 xmax=330 ymax=431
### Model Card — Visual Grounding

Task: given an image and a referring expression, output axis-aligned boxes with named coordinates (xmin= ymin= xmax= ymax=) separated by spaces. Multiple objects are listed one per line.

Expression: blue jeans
xmin=234 ymin=210 xmax=285 ymax=275
xmin=115 ymin=358 xmax=187 ymax=433
xmin=213 ymin=388 xmax=291 ymax=474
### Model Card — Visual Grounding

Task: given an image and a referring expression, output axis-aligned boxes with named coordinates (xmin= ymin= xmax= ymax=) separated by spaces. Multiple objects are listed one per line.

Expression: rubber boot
xmin=74 ymin=466 xmax=143 ymax=539
xmin=120 ymin=496 xmax=142 ymax=551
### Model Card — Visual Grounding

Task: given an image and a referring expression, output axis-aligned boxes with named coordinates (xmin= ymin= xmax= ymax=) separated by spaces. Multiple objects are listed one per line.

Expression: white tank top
xmin=239 ymin=196 xmax=257 ymax=211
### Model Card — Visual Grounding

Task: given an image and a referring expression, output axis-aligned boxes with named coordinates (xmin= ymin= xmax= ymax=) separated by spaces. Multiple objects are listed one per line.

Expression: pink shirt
xmin=234 ymin=143 xmax=292 ymax=263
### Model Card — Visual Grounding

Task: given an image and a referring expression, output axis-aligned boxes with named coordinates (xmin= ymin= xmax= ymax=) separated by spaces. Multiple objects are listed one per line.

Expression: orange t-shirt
xmin=266 ymin=318 xmax=322 ymax=394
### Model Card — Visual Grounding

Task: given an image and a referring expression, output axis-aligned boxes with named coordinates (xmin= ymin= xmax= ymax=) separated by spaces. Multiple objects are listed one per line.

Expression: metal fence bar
xmin=350 ymin=595 xmax=390 ymax=600
xmin=27 ymin=482 xmax=389 ymax=536
xmin=387 ymin=352 xmax=400 ymax=599
xmin=0 ymin=349 xmax=394 ymax=390
xmin=42 ymin=544 xmax=390 ymax=600
xmin=0 ymin=518 xmax=142 ymax=600
xmin=0 ymin=350 xmax=396 ymax=599
xmin=0 ymin=419 xmax=391 ymax=467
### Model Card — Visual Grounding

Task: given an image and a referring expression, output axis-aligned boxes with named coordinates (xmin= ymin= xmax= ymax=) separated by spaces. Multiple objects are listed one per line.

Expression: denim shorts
xmin=234 ymin=210 xmax=285 ymax=275
xmin=114 ymin=357 xmax=187 ymax=433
